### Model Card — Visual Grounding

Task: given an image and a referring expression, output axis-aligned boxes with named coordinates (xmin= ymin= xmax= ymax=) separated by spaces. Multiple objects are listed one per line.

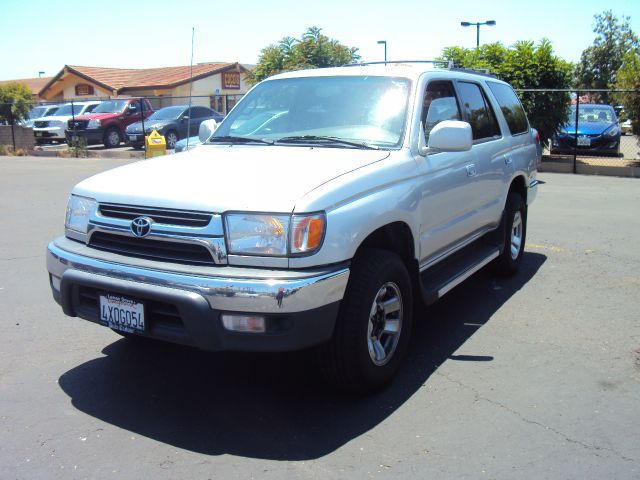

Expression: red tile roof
xmin=61 ymin=63 xmax=242 ymax=92
xmin=0 ymin=77 xmax=53 ymax=95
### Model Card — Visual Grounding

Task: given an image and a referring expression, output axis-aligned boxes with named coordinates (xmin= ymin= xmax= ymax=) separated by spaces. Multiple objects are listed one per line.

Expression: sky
xmin=0 ymin=0 xmax=638 ymax=81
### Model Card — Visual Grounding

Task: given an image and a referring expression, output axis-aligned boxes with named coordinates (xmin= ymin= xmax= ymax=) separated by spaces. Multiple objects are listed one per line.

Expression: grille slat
xmin=89 ymin=232 xmax=215 ymax=266
xmin=99 ymin=203 xmax=212 ymax=228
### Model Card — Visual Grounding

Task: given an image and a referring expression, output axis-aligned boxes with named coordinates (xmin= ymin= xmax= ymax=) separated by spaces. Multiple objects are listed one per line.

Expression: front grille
xmin=34 ymin=121 xmax=48 ymax=128
xmin=99 ymin=203 xmax=212 ymax=228
xmin=68 ymin=120 xmax=88 ymax=130
xmin=89 ymin=231 xmax=215 ymax=265
xmin=76 ymin=286 xmax=187 ymax=336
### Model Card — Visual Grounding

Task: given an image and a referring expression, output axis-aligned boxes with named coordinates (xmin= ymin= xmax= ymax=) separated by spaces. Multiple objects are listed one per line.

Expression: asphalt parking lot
xmin=1 ymin=156 xmax=639 ymax=479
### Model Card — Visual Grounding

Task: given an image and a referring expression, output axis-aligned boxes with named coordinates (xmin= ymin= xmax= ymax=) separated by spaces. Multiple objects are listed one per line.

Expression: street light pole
xmin=377 ymin=40 xmax=387 ymax=65
xmin=460 ymin=20 xmax=496 ymax=48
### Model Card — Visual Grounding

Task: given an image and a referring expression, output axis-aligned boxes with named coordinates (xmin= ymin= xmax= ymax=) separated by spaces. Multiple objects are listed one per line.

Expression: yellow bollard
xmin=145 ymin=130 xmax=166 ymax=157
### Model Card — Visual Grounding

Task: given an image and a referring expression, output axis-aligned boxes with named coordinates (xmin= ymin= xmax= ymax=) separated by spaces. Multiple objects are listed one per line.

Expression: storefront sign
xmin=222 ymin=72 xmax=241 ymax=90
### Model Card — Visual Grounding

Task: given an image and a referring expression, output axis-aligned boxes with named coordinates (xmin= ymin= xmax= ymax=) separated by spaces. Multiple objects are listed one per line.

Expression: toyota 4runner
xmin=47 ymin=64 xmax=539 ymax=393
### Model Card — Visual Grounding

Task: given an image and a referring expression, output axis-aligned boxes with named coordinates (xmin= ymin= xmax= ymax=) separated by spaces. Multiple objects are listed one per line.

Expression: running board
xmin=420 ymin=241 xmax=500 ymax=305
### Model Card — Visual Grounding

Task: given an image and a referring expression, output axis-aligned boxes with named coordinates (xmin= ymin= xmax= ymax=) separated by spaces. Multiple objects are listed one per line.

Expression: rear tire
xmin=317 ymin=248 xmax=413 ymax=394
xmin=494 ymin=192 xmax=526 ymax=276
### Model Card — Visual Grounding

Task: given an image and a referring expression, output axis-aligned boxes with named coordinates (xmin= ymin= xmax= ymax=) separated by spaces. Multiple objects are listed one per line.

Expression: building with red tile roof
xmin=36 ymin=63 xmax=251 ymax=112
xmin=0 ymin=76 xmax=53 ymax=101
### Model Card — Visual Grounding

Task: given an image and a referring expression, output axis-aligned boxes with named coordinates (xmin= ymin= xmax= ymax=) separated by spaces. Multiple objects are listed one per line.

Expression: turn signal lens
xmin=291 ymin=214 xmax=325 ymax=255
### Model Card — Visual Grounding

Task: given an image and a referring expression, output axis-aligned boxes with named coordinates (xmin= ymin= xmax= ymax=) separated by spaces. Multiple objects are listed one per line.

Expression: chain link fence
xmin=517 ymin=88 xmax=639 ymax=175
xmin=2 ymin=90 xmax=639 ymax=175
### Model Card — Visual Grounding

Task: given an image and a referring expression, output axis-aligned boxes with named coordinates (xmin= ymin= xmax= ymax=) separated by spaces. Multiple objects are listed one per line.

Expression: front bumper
xmin=33 ymin=127 xmax=65 ymax=140
xmin=65 ymin=128 xmax=104 ymax=145
xmin=47 ymin=237 xmax=349 ymax=352
xmin=551 ymin=135 xmax=620 ymax=155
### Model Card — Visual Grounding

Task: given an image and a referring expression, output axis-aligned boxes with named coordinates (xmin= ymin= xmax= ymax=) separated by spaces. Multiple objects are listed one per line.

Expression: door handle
xmin=466 ymin=164 xmax=477 ymax=177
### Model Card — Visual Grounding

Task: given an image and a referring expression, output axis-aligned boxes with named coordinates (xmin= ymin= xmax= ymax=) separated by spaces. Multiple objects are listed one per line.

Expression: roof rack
xmin=345 ymin=60 xmax=454 ymax=68
xmin=448 ymin=67 xmax=496 ymax=78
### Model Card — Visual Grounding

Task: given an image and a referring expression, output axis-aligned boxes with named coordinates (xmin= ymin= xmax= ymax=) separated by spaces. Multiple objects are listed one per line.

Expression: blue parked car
xmin=174 ymin=136 xmax=201 ymax=153
xmin=551 ymin=104 xmax=621 ymax=156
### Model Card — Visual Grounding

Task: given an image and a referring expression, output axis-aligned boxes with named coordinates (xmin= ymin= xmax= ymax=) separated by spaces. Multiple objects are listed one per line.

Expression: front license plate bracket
xmin=99 ymin=293 xmax=145 ymax=333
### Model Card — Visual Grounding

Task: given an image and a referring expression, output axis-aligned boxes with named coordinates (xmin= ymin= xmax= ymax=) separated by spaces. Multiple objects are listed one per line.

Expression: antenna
xmin=186 ymin=27 xmax=195 ymax=151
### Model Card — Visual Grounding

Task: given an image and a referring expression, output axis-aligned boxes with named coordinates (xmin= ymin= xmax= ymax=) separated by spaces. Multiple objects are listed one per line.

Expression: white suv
xmin=33 ymin=101 xmax=102 ymax=143
xmin=47 ymin=64 xmax=539 ymax=393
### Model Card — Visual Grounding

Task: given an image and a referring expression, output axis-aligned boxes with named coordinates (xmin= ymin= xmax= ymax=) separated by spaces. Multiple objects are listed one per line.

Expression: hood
xmin=73 ymin=145 xmax=390 ymax=213
xmin=74 ymin=112 xmax=123 ymax=121
xmin=127 ymin=119 xmax=171 ymax=133
xmin=561 ymin=121 xmax=614 ymax=136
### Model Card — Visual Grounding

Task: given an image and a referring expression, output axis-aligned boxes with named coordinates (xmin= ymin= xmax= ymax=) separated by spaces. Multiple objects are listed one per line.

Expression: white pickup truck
xmin=47 ymin=64 xmax=539 ymax=393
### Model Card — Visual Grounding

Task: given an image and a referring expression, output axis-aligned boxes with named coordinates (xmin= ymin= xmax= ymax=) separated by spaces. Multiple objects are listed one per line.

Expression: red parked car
xmin=65 ymin=98 xmax=153 ymax=148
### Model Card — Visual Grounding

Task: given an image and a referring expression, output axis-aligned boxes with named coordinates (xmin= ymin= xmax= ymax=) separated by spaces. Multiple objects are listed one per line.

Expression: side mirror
xmin=198 ymin=119 xmax=218 ymax=143
xmin=181 ymin=115 xmax=190 ymax=121
xmin=418 ymin=120 xmax=472 ymax=156
xmin=127 ymin=106 xmax=138 ymax=116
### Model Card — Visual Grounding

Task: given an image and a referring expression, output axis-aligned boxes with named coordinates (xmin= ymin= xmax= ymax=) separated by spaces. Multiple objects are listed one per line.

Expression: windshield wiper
xmin=276 ymin=135 xmax=379 ymax=150
xmin=208 ymin=135 xmax=274 ymax=145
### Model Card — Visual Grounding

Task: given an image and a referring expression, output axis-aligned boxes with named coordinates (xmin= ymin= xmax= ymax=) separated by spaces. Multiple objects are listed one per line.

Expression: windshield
xmin=213 ymin=75 xmax=411 ymax=148
xmin=569 ymin=105 xmax=615 ymax=123
xmin=52 ymin=103 xmax=88 ymax=116
xmin=92 ymin=100 xmax=128 ymax=114
xmin=148 ymin=106 xmax=185 ymax=121
xmin=28 ymin=106 xmax=48 ymax=119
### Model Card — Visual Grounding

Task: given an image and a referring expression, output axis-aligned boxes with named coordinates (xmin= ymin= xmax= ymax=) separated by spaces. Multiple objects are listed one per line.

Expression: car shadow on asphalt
xmin=58 ymin=252 xmax=546 ymax=460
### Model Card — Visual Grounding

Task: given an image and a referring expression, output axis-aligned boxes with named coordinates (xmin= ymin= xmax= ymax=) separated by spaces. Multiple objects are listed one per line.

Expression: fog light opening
xmin=221 ymin=314 xmax=266 ymax=333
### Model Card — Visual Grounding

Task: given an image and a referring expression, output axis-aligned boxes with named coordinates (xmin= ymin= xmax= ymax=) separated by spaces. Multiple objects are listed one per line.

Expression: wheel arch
xmin=354 ymin=221 xmax=420 ymax=293
xmin=508 ymin=174 xmax=527 ymax=205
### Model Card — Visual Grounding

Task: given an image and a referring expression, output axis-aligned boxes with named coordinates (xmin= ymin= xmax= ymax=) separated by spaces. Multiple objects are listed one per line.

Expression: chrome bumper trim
xmin=47 ymin=241 xmax=349 ymax=314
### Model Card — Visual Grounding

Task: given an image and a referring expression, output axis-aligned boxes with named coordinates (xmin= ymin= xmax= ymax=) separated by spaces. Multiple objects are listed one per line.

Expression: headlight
xmin=603 ymin=125 xmax=620 ymax=137
xmin=225 ymin=212 xmax=325 ymax=257
xmin=87 ymin=119 xmax=101 ymax=129
xmin=65 ymin=195 xmax=96 ymax=234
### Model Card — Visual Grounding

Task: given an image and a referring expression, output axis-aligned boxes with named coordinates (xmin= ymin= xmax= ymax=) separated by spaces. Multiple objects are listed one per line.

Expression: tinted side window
xmin=85 ymin=104 xmax=98 ymax=113
xmin=191 ymin=107 xmax=212 ymax=118
xmin=421 ymin=81 xmax=461 ymax=141
xmin=457 ymin=82 xmax=501 ymax=141
xmin=487 ymin=82 xmax=528 ymax=135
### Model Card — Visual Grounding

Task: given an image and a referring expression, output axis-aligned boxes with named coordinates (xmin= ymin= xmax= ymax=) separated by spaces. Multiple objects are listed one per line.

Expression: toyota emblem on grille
xmin=131 ymin=216 xmax=153 ymax=237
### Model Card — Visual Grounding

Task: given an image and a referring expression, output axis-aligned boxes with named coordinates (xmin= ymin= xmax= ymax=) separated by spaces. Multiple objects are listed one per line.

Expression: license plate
xmin=577 ymin=137 xmax=591 ymax=146
xmin=71 ymin=135 xmax=79 ymax=142
xmin=129 ymin=135 xmax=137 ymax=141
xmin=35 ymin=132 xmax=43 ymax=137
xmin=99 ymin=293 xmax=145 ymax=333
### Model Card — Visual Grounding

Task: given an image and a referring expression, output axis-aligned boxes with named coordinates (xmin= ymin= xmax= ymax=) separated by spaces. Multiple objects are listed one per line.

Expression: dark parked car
xmin=551 ymin=104 xmax=621 ymax=156
xmin=126 ymin=105 xmax=224 ymax=149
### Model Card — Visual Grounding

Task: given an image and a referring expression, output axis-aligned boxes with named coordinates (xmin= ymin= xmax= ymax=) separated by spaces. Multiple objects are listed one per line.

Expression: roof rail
xmin=345 ymin=60 xmax=454 ymax=68
xmin=448 ymin=67 xmax=496 ymax=78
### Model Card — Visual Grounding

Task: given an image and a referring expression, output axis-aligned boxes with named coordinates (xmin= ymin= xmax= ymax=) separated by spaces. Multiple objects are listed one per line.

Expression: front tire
xmin=495 ymin=192 xmax=526 ymax=276
xmin=165 ymin=130 xmax=178 ymax=149
xmin=103 ymin=128 xmax=121 ymax=148
xmin=318 ymin=248 xmax=413 ymax=394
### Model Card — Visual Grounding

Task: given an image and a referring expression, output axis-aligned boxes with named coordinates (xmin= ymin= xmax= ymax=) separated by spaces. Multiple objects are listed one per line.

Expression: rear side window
xmin=487 ymin=82 xmax=529 ymax=135
xmin=457 ymin=81 xmax=501 ymax=141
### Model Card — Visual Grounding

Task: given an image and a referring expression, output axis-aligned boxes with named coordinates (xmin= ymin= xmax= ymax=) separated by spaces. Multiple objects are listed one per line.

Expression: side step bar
xmin=420 ymin=241 xmax=500 ymax=305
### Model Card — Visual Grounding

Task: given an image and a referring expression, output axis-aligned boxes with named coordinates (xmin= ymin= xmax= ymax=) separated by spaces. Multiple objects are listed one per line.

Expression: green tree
xmin=248 ymin=27 xmax=360 ymax=84
xmin=613 ymin=51 xmax=640 ymax=136
xmin=439 ymin=39 xmax=573 ymax=146
xmin=0 ymin=82 xmax=33 ymax=124
xmin=575 ymin=10 xmax=639 ymax=98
